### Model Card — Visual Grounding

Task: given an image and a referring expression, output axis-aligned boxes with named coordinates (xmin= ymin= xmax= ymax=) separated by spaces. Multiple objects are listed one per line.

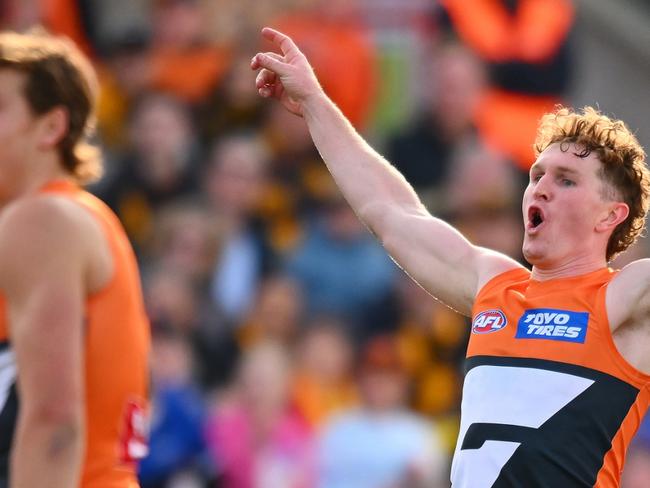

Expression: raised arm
xmin=252 ymin=28 xmax=522 ymax=314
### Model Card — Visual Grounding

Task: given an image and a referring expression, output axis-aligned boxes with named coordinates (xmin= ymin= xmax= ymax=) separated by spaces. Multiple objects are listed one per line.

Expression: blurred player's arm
xmin=606 ymin=258 xmax=650 ymax=332
xmin=252 ymin=28 xmax=523 ymax=315
xmin=0 ymin=198 xmax=88 ymax=488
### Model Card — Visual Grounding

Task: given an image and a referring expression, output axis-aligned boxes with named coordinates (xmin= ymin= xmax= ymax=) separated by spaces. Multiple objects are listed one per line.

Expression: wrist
xmin=302 ymin=90 xmax=332 ymax=118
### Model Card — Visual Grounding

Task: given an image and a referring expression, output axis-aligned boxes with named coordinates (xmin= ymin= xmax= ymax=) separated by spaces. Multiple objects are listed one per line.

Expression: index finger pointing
xmin=261 ymin=27 xmax=300 ymax=57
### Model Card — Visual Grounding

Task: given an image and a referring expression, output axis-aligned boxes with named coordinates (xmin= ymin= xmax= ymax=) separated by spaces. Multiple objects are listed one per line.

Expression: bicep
xmin=8 ymin=277 xmax=85 ymax=417
xmin=379 ymin=208 xmax=522 ymax=315
xmin=0 ymin=203 xmax=88 ymax=418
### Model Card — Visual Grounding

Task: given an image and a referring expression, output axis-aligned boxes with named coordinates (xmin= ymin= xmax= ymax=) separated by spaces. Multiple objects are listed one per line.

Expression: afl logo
xmin=472 ymin=309 xmax=507 ymax=334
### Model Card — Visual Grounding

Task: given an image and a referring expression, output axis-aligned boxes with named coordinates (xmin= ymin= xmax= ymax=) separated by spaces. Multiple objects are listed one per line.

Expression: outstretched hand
xmin=251 ymin=27 xmax=322 ymax=117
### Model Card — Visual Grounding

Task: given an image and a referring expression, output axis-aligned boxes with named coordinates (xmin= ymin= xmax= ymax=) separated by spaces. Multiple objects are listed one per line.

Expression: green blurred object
xmin=370 ymin=40 xmax=414 ymax=142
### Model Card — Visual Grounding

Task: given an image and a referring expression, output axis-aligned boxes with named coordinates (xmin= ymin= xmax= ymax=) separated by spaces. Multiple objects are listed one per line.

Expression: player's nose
xmin=532 ymin=176 xmax=551 ymax=201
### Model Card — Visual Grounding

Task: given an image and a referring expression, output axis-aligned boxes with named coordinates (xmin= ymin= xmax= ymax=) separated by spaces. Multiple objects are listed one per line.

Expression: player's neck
xmin=19 ymin=155 xmax=72 ymax=198
xmin=530 ymin=255 xmax=608 ymax=281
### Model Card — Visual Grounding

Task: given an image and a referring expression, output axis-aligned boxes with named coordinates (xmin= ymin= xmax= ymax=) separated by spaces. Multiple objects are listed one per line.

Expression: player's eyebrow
xmin=554 ymin=166 xmax=580 ymax=175
xmin=530 ymin=164 xmax=580 ymax=175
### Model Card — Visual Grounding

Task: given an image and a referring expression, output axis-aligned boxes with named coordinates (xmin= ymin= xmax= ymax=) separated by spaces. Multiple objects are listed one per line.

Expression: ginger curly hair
xmin=534 ymin=106 xmax=650 ymax=261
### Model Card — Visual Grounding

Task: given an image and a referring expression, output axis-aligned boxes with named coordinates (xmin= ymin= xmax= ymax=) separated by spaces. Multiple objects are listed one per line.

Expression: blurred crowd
xmin=2 ymin=0 xmax=650 ymax=487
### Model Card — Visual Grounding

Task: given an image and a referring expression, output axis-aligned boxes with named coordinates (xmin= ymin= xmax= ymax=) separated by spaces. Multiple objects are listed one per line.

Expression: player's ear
xmin=595 ymin=202 xmax=629 ymax=233
xmin=35 ymin=106 xmax=69 ymax=150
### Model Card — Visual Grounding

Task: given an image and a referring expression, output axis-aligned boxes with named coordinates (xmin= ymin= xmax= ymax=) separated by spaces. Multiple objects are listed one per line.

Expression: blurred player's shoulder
xmin=0 ymin=191 xmax=101 ymax=241
xmin=0 ymin=190 xmax=111 ymax=285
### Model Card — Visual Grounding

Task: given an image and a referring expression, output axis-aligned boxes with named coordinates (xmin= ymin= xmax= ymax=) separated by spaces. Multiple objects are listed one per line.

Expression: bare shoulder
xmin=0 ymin=194 xmax=97 ymax=247
xmin=606 ymin=258 xmax=650 ymax=329
xmin=475 ymin=246 xmax=527 ymax=292
xmin=376 ymin=204 xmax=525 ymax=315
xmin=0 ymin=195 xmax=103 ymax=289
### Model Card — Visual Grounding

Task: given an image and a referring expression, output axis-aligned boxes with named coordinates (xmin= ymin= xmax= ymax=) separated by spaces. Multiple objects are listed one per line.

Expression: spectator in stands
xmin=236 ymin=274 xmax=305 ymax=350
xmin=318 ymin=335 xmax=447 ymax=488
xmin=256 ymin=102 xmax=335 ymax=253
xmin=444 ymin=143 xmax=524 ymax=260
xmin=203 ymin=132 xmax=274 ymax=323
xmin=146 ymin=201 xmax=222 ymax=284
xmin=391 ymin=274 xmax=466 ymax=453
xmin=95 ymin=0 xmax=229 ymax=149
xmin=284 ymin=190 xmax=397 ymax=336
xmin=206 ymin=342 xmax=315 ymax=488
xmin=439 ymin=0 xmax=575 ymax=170
xmin=292 ymin=316 xmax=358 ymax=427
xmin=146 ymin=0 xmax=231 ymax=104
xmin=99 ymin=92 xmax=202 ymax=250
xmin=386 ymin=43 xmax=487 ymax=210
xmin=197 ymin=55 xmax=271 ymax=145
xmin=139 ymin=328 xmax=209 ymax=487
xmin=143 ymin=201 xmax=242 ymax=391
xmin=144 ymin=265 xmax=201 ymax=335
xmin=95 ymin=31 xmax=152 ymax=150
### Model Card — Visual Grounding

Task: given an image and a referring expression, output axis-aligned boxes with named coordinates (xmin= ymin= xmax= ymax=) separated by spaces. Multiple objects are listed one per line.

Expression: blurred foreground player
xmin=252 ymin=28 xmax=650 ymax=487
xmin=0 ymin=31 xmax=150 ymax=487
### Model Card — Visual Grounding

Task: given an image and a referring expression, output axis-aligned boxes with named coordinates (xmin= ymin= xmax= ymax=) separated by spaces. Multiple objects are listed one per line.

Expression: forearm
xmin=252 ymin=28 xmax=523 ymax=313
xmin=302 ymin=93 xmax=426 ymax=232
xmin=11 ymin=415 xmax=84 ymax=488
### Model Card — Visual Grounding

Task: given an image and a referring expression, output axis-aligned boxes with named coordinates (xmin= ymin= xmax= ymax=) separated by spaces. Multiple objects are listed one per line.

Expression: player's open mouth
xmin=527 ymin=206 xmax=545 ymax=231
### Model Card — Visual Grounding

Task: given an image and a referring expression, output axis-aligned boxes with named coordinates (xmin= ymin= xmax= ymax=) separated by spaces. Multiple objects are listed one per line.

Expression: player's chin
xmin=522 ymin=243 xmax=545 ymax=265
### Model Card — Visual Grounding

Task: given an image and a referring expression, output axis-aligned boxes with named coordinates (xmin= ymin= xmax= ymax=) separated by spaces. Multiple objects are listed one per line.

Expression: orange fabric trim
xmin=475 ymin=266 xmax=531 ymax=300
xmin=39 ymin=178 xmax=78 ymax=193
xmin=594 ymin=386 xmax=650 ymax=487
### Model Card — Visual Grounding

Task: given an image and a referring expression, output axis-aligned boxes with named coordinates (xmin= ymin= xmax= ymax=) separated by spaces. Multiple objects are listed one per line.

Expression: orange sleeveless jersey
xmin=450 ymin=267 xmax=650 ymax=487
xmin=0 ymin=180 xmax=150 ymax=487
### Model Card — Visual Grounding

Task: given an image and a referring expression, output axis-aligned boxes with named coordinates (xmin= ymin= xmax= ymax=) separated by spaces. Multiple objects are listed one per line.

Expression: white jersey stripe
xmin=451 ymin=364 xmax=594 ymax=487
xmin=0 ymin=350 xmax=16 ymax=414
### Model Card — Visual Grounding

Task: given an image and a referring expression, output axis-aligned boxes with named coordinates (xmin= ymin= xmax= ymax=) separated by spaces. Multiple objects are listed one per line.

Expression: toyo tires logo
xmin=516 ymin=309 xmax=589 ymax=343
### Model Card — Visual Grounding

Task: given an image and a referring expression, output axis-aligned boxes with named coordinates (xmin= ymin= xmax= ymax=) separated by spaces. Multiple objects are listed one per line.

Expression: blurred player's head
xmin=522 ymin=106 xmax=649 ymax=266
xmin=0 ymin=29 xmax=100 ymax=197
